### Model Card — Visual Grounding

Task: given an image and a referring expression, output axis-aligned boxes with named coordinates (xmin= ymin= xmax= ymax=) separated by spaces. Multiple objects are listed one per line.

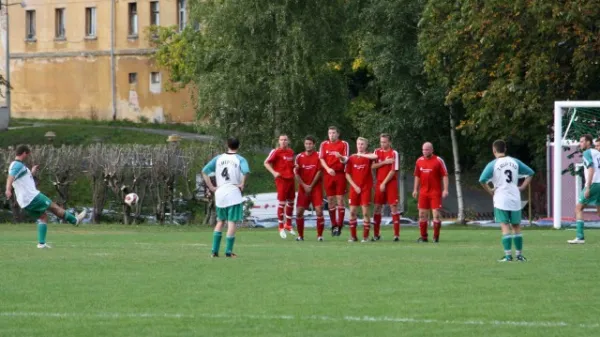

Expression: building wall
xmin=0 ymin=0 xmax=195 ymax=122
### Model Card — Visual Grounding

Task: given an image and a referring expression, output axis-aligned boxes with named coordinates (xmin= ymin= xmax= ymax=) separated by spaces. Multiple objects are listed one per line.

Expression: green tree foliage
xmin=419 ymin=0 xmax=600 ymax=164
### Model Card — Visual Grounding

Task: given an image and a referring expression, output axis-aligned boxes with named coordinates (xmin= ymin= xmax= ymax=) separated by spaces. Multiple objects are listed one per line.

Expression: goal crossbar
xmin=553 ymin=101 xmax=600 ymax=229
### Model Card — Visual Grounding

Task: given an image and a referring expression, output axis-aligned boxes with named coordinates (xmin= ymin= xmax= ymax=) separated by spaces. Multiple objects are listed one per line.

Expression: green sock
xmin=513 ymin=233 xmax=523 ymax=255
xmin=37 ymin=221 xmax=47 ymax=244
xmin=212 ymin=231 xmax=223 ymax=254
xmin=502 ymin=234 xmax=512 ymax=256
xmin=64 ymin=211 xmax=77 ymax=225
xmin=576 ymin=220 xmax=585 ymax=239
xmin=225 ymin=236 xmax=235 ymax=255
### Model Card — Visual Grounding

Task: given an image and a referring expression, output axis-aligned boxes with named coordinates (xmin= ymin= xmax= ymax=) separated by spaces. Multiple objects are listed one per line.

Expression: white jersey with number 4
xmin=479 ymin=156 xmax=535 ymax=211
xmin=582 ymin=149 xmax=600 ymax=184
xmin=202 ymin=153 xmax=250 ymax=208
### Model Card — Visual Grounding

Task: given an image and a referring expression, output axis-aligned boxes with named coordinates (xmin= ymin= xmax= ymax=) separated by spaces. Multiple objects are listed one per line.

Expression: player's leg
xmin=568 ymin=202 xmax=587 ymax=244
xmin=417 ymin=194 xmax=430 ymax=242
xmin=496 ymin=208 xmax=513 ymax=262
xmin=373 ymin=188 xmax=384 ymax=241
xmin=224 ymin=204 xmax=242 ymax=258
xmin=323 ymin=174 xmax=338 ymax=235
xmin=211 ymin=207 xmax=226 ymax=257
xmin=275 ymin=179 xmax=287 ymax=238
xmin=431 ymin=194 xmax=443 ymax=243
xmin=47 ymin=201 xmax=86 ymax=225
xmin=348 ymin=205 xmax=359 ymax=242
xmin=36 ymin=213 xmax=50 ymax=249
xmin=284 ymin=180 xmax=296 ymax=235
xmin=335 ymin=172 xmax=347 ymax=236
xmin=295 ymin=206 xmax=306 ymax=241
xmin=388 ymin=184 xmax=400 ymax=241
xmin=512 ymin=218 xmax=526 ymax=261
xmin=313 ymin=188 xmax=325 ymax=241
xmin=361 ymin=204 xmax=371 ymax=243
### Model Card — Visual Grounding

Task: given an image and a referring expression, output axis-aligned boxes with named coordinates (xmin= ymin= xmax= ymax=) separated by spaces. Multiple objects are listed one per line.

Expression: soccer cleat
xmin=295 ymin=237 xmax=304 ymax=241
xmin=317 ymin=236 xmax=324 ymax=242
xmin=279 ymin=229 xmax=287 ymax=239
xmin=331 ymin=226 xmax=339 ymax=237
xmin=567 ymin=238 xmax=585 ymax=244
xmin=37 ymin=243 xmax=51 ymax=249
xmin=433 ymin=238 xmax=439 ymax=243
xmin=337 ymin=226 xmax=343 ymax=237
xmin=210 ymin=253 xmax=219 ymax=258
xmin=286 ymin=227 xmax=297 ymax=236
xmin=361 ymin=238 xmax=369 ymax=243
xmin=348 ymin=237 xmax=358 ymax=243
xmin=516 ymin=255 xmax=527 ymax=262
xmin=225 ymin=253 xmax=237 ymax=258
xmin=371 ymin=235 xmax=381 ymax=242
xmin=416 ymin=237 xmax=429 ymax=243
xmin=498 ymin=255 xmax=513 ymax=262
xmin=75 ymin=209 xmax=87 ymax=226
xmin=393 ymin=236 xmax=400 ymax=242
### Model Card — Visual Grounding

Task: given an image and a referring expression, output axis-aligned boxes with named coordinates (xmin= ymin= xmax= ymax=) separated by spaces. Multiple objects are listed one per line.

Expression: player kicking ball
xmin=568 ymin=134 xmax=600 ymax=244
xmin=202 ymin=137 xmax=250 ymax=258
xmin=479 ymin=140 xmax=534 ymax=262
xmin=264 ymin=134 xmax=297 ymax=239
xmin=5 ymin=145 xmax=86 ymax=248
xmin=294 ymin=136 xmax=324 ymax=241
xmin=345 ymin=137 xmax=375 ymax=243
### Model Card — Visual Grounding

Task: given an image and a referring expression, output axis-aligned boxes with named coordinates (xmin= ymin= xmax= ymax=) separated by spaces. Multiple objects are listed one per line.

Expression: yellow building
xmin=0 ymin=0 xmax=195 ymax=122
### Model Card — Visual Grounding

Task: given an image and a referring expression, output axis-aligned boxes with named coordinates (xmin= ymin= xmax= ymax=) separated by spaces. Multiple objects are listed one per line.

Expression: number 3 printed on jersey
xmin=504 ymin=170 xmax=513 ymax=183
xmin=221 ymin=167 xmax=230 ymax=181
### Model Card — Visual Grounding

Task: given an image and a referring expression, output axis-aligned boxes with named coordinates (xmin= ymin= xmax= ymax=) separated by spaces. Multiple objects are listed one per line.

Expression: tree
xmin=151 ymin=0 xmax=352 ymax=146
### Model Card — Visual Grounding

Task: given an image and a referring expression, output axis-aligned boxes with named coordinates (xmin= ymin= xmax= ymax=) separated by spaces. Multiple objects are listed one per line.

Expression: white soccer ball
xmin=124 ymin=193 xmax=139 ymax=206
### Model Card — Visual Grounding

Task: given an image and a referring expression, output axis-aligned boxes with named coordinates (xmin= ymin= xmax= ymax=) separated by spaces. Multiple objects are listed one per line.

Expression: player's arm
xmin=478 ymin=160 xmax=496 ymax=196
xmin=201 ymin=156 xmax=218 ymax=192
xmin=263 ymin=150 xmax=280 ymax=178
xmin=412 ymin=161 xmax=420 ymax=198
xmin=358 ymin=153 xmax=378 ymax=160
xmin=442 ymin=175 xmax=449 ymax=195
xmin=5 ymin=175 xmax=14 ymax=199
xmin=582 ymin=150 xmax=594 ymax=196
xmin=310 ymin=170 xmax=322 ymax=189
xmin=515 ymin=159 xmax=535 ymax=192
xmin=238 ymin=156 xmax=251 ymax=192
xmin=381 ymin=151 xmax=399 ymax=187
xmin=319 ymin=142 xmax=335 ymax=175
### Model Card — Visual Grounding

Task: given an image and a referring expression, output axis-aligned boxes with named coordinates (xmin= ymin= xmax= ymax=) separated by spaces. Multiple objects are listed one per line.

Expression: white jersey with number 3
xmin=479 ymin=156 xmax=534 ymax=211
xmin=202 ymin=153 xmax=250 ymax=208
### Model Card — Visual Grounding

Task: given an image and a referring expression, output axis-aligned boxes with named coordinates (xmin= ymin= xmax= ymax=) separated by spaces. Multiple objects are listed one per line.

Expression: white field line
xmin=0 ymin=312 xmax=598 ymax=329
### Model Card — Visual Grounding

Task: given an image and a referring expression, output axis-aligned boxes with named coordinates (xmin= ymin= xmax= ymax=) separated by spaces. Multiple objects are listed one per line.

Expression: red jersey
xmin=374 ymin=147 xmax=399 ymax=182
xmin=294 ymin=151 xmax=321 ymax=185
xmin=414 ymin=155 xmax=448 ymax=194
xmin=319 ymin=140 xmax=349 ymax=172
xmin=265 ymin=147 xmax=295 ymax=179
xmin=345 ymin=155 xmax=373 ymax=187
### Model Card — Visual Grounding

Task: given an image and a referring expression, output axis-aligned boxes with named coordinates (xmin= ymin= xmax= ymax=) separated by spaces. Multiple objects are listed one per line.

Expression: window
xmin=128 ymin=3 xmax=138 ymax=36
xmin=128 ymin=73 xmax=138 ymax=84
xmin=177 ymin=0 xmax=186 ymax=31
xmin=55 ymin=8 xmax=66 ymax=38
xmin=85 ymin=7 xmax=96 ymax=37
xmin=25 ymin=10 xmax=36 ymax=40
xmin=150 ymin=72 xmax=161 ymax=84
xmin=150 ymin=1 xmax=159 ymax=26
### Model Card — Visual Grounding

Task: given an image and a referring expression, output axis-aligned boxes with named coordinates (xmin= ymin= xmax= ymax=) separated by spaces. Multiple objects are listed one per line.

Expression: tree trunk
xmin=449 ymin=104 xmax=465 ymax=223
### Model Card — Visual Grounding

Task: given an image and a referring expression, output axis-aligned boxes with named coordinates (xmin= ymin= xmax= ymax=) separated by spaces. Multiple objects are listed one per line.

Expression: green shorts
xmin=24 ymin=193 xmax=52 ymax=219
xmin=216 ymin=204 xmax=243 ymax=222
xmin=494 ymin=208 xmax=522 ymax=225
xmin=579 ymin=183 xmax=600 ymax=206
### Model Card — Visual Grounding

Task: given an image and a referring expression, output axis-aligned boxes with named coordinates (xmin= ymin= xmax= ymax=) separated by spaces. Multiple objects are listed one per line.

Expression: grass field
xmin=1 ymin=224 xmax=598 ymax=337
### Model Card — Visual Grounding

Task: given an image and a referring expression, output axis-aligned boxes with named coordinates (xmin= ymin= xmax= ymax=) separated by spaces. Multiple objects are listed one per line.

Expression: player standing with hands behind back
xmin=479 ymin=140 xmax=534 ymax=262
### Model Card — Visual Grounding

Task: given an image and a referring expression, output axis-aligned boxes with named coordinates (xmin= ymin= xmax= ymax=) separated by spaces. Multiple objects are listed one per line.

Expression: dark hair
xmin=493 ymin=139 xmax=506 ymax=154
xmin=328 ymin=126 xmax=339 ymax=133
xmin=16 ymin=145 xmax=31 ymax=156
xmin=582 ymin=134 xmax=594 ymax=144
xmin=227 ymin=137 xmax=240 ymax=150
xmin=304 ymin=135 xmax=316 ymax=144
xmin=380 ymin=133 xmax=391 ymax=141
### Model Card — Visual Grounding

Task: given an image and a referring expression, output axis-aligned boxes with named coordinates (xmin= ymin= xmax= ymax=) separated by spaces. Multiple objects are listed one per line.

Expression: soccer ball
xmin=124 ymin=193 xmax=139 ymax=206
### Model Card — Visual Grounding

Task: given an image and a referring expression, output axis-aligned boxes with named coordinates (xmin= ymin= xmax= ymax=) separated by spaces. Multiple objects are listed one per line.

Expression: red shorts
xmin=349 ymin=186 xmax=372 ymax=206
xmin=418 ymin=193 xmax=443 ymax=210
xmin=275 ymin=178 xmax=295 ymax=202
xmin=323 ymin=172 xmax=346 ymax=197
xmin=374 ymin=180 xmax=399 ymax=205
xmin=296 ymin=184 xmax=323 ymax=209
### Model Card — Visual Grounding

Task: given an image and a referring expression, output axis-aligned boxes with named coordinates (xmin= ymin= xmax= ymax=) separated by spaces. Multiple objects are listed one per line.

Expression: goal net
xmin=550 ymin=102 xmax=600 ymax=229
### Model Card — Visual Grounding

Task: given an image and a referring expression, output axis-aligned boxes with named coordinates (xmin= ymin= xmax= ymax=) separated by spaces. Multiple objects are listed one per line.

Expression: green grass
xmin=10 ymin=117 xmax=200 ymax=134
xmin=0 ymin=224 xmax=598 ymax=337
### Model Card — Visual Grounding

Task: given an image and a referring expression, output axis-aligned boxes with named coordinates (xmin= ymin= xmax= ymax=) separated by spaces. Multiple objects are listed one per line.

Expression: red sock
xmin=317 ymin=216 xmax=325 ymax=237
xmin=285 ymin=202 xmax=293 ymax=230
xmin=433 ymin=221 xmax=441 ymax=240
xmin=392 ymin=213 xmax=400 ymax=237
xmin=328 ymin=208 xmax=337 ymax=227
xmin=349 ymin=219 xmax=358 ymax=239
xmin=297 ymin=217 xmax=305 ymax=238
xmin=419 ymin=221 xmax=428 ymax=239
xmin=373 ymin=213 xmax=381 ymax=237
xmin=363 ymin=221 xmax=370 ymax=240
xmin=337 ymin=206 xmax=345 ymax=228
xmin=277 ymin=205 xmax=285 ymax=230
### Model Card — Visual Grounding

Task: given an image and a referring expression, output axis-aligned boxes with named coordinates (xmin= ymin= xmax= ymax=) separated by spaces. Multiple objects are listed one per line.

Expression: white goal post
xmin=552 ymin=101 xmax=600 ymax=229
